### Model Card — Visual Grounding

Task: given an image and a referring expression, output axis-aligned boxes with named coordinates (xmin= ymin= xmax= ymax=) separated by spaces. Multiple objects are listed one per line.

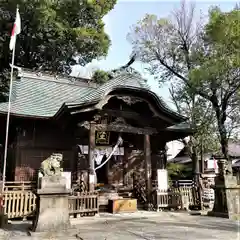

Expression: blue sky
xmin=72 ymin=0 xmax=237 ymax=107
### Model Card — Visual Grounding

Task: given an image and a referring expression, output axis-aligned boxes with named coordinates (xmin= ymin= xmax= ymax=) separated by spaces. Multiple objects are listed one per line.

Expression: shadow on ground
xmin=79 ymin=215 xmax=239 ymax=234
xmin=6 ymin=221 xmax=31 ymax=232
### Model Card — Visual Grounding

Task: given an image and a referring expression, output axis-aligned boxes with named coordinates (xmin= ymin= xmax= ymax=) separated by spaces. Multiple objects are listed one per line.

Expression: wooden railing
xmin=152 ymin=180 xmax=193 ymax=189
xmin=134 ymin=178 xmax=199 ymax=210
xmin=2 ymin=181 xmax=199 ymax=218
xmin=2 ymin=182 xmax=99 ymax=219
xmin=3 ymin=181 xmax=37 ymax=191
xmin=68 ymin=191 xmax=99 ymax=217
xmin=155 ymin=187 xmax=199 ymax=210
xmin=155 ymin=191 xmax=181 ymax=209
xmin=172 ymin=187 xmax=197 ymax=205
xmin=3 ymin=190 xmax=37 ymax=219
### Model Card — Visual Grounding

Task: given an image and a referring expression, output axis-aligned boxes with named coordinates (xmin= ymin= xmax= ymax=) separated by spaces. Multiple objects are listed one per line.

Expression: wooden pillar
xmin=88 ymin=122 xmax=95 ymax=192
xmin=123 ymin=148 xmax=129 ymax=186
xmin=151 ymin=152 xmax=158 ymax=182
xmin=162 ymin=144 xmax=167 ymax=169
xmin=156 ymin=144 xmax=168 ymax=192
xmin=144 ymin=134 xmax=152 ymax=208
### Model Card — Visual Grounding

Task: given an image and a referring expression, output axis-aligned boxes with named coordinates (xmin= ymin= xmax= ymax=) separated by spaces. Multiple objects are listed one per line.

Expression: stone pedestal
xmin=0 ymin=214 xmax=8 ymax=228
xmin=208 ymin=160 xmax=240 ymax=219
xmin=31 ymin=176 xmax=71 ymax=232
xmin=38 ymin=172 xmax=71 ymax=190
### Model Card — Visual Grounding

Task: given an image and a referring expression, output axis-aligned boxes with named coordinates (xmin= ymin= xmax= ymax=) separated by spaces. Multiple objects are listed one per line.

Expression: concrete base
xmin=32 ymin=194 xmax=70 ymax=232
xmin=209 ymin=173 xmax=240 ymax=220
xmin=28 ymin=226 xmax=78 ymax=238
xmin=207 ymin=211 xmax=229 ymax=218
xmin=31 ymin=176 xmax=71 ymax=232
xmin=0 ymin=213 xmax=8 ymax=228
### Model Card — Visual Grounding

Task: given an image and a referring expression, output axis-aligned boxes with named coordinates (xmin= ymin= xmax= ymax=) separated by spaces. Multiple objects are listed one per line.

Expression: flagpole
xmin=2 ymin=43 xmax=16 ymax=192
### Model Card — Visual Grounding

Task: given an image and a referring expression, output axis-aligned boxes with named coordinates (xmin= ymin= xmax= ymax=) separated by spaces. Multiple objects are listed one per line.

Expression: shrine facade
xmin=0 ymin=69 xmax=192 ymax=201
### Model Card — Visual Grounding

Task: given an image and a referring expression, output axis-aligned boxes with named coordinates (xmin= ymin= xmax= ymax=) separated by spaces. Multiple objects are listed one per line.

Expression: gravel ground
xmin=0 ymin=212 xmax=239 ymax=240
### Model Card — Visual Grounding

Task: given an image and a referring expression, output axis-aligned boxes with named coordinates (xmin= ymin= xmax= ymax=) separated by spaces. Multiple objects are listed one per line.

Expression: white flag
xmin=9 ymin=8 xmax=21 ymax=51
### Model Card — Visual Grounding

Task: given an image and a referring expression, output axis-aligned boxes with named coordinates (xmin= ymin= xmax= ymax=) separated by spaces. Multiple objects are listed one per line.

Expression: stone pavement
xmin=0 ymin=211 xmax=239 ymax=240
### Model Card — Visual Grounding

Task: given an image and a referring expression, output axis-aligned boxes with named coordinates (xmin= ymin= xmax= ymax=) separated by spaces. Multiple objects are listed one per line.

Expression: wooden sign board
xmin=95 ymin=131 xmax=110 ymax=145
xmin=109 ymin=199 xmax=137 ymax=214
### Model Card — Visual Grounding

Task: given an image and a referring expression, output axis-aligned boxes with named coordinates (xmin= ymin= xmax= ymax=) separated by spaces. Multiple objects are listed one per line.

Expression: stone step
xmin=118 ymin=192 xmax=133 ymax=198
xmin=98 ymin=192 xmax=119 ymax=206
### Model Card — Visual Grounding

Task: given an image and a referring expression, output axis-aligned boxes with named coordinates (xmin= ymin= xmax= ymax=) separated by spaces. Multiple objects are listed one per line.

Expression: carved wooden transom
xmin=116 ymin=96 xmax=143 ymax=105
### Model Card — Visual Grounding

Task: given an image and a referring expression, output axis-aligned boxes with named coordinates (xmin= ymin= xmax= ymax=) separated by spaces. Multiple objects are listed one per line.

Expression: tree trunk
xmin=192 ymin=150 xmax=200 ymax=184
xmin=218 ymin=121 xmax=229 ymax=159
xmin=183 ymin=136 xmax=200 ymax=185
xmin=213 ymin=105 xmax=228 ymax=158
xmin=213 ymin=100 xmax=232 ymax=173
xmin=184 ymin=136 xmax=201 ymax=208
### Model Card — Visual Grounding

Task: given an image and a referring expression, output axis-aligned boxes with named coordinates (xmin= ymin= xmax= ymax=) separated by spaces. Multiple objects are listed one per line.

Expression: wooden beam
xmin=95 ymin=123 xmax=157 ymax=135
xmin=77 ymin=121 xmax=158 ymax=135
xmin=100 ymin=109 xmax=153 ymax=126
xmin=69 ymin=93 xmax=179 ymax=124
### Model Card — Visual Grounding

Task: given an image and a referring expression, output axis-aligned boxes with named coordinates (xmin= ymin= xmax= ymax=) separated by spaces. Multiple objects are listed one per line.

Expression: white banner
xmin=78 ymin=145 xmax=124 ymax=156
xmin=157 ymin=169 xmax=168 ymax=191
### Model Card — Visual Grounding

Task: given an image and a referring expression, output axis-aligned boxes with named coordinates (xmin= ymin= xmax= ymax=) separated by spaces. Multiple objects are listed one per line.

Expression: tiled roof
xmin=65 ymin=73 xmax=186 ymax=121
xmin=66 ymin=73 xmax=150 ymax=106
xmin=0 ymin=73 xmax=94 ymax=118
xmin=0 ymin=70 xmax=186 ymax=121
xmin=232 ymin=159 xmax=240 ymax=167
xmin=166 ymin=122 xmax=193 ymax=132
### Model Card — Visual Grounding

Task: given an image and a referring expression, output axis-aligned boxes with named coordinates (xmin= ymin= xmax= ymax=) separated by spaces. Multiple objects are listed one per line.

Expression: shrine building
xmin=0 ymin=68 xmax=192 ymax=207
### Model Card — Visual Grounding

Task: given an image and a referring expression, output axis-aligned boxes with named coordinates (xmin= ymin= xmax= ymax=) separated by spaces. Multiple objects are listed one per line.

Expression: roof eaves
xmin=166 ymin=122 xmax=194 ymax=133
xmin=60 ymin=83 xmax=187 ymax=122
xmin=106 ymin=85 xmax=187 ymax=122
xmin=0 ymin=110 xmax=50 ymax=119
xmin=67 ymin=99 xmax=100 ymax=108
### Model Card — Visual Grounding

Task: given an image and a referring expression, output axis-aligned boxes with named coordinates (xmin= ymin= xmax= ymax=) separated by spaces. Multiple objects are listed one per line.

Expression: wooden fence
xmin=155 ymin=186 xmax=199 ymax=210
xmin=3 ymin=181 xmax=36 ymax=191
xmin=2 ymin=181 xmax=199 ymax=218
xmin=1 ymin=182 xmax=99 ymax=219
xmin=3 ymin=190 xmax=37 ymax=219
xmin=152 ymin=180 xmax=193 ymax=189
xmin=172 ymin=186 xmax=198 ymax=205
xmin=69 ymin=192 xmax=99 ymax=217
xmin=155 ymin=191 xmax=182 ymax=209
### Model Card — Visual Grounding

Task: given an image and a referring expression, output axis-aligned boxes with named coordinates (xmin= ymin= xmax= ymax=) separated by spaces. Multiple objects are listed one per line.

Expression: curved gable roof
xmin=65 ymin=73 xmax=149 ymax=106
xmin=0 ymin=70 xmax=187 ymax=123
xmin=60 ymin=73 xmax=187 ymax=123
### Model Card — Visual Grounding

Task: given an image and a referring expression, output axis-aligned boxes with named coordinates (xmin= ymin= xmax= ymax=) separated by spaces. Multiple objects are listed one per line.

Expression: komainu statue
xmin=40 ymin=153 xmax=63 ymax=176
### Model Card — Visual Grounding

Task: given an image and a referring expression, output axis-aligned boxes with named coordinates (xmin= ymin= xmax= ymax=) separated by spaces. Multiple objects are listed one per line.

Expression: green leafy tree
xmin=189 ymin=7 xmax=240 ymax=167
xmin=0 ymin=0 xmax=116 ymax=100
xmin=91 ymin=64 xmax=143 ymax=84
xmin=167 ymin=162 xmax=188 ymax=179
xmin=128 ymin=1 xmax=239 ymax=171
xmin=92 ymin=69 xmax=111 ymax=84
xmin=128 ymin=1 xmax=219 ymax=181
